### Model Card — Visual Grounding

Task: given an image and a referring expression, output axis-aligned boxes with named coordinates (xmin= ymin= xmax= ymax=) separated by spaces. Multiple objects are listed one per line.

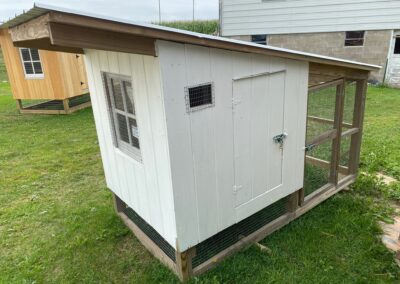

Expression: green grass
xmin=158 ymin=20 xmax=218 ymax=35
xmin=0 ymin=82 xmax=400 ymax=282
xmin=0 ymin=49 xmax=8 ymax=82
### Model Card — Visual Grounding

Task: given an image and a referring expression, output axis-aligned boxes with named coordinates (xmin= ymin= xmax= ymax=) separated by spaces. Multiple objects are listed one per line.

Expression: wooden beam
xmin=349 ymin=80 xmax=368 ymax=174
xmin=9 ymin=14 xmax=50 ymax=42
xmin=49 ymin=22 xmax=156 ymax=56
xmin=306 ymin=129 xmax=337 ymax=147
xmin=175 ymin=246 xmax=196 ymax=282
xmin=309 ymin=63 xmax=370 ymax=80
xmin=13 ymin=38 xmax=84 ymax=54
xmin=308 ymin=115 xmax=353 ymax=128
xmin=62 ymin=98 xmax=70 ymax=114
xmin=306 ymin=156 xmax=349 ymax=175
xmin=308 ymin=77 xmax=343 ymax=91
xmin=341 ymin=127 xmax=359 ymax=137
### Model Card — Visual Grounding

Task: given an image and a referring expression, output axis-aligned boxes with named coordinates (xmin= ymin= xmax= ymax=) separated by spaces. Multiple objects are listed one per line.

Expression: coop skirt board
xmin=17 ymin=93 xmax=91 ymax=114
xmin=114 ymin=174 xmax=356 ymax=281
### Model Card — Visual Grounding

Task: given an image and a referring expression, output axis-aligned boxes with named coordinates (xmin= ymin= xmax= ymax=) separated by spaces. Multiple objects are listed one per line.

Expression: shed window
xmin=394 ymin=37 xmax=400 ymax=54
xmin=103 ymin=72 xmax=141 ymax=161
xmin=345 ymin=31 xmax=365 ymax=46
xmin=19 ymin=48 xmax=44 ymax=78
xmin=185 ymin=83 xmax=215 ymax=112
xmin=251 ymin=34 xmax=267 ymax=45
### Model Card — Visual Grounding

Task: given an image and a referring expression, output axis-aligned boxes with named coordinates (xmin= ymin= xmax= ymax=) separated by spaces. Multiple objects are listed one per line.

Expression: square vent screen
xmin=185 ymin=83 xmax=214 ymax=112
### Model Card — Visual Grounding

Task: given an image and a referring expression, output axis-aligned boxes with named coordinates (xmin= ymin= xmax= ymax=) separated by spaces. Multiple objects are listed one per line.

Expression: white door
xmin=233 ymin=71 xmax=291 ymax=220
xmin=386 ymin=31 xmax=400 ymax=87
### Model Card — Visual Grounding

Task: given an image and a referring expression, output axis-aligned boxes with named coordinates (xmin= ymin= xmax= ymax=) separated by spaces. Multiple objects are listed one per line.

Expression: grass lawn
xmin=0 ymin=81 xmax=400 ymax=283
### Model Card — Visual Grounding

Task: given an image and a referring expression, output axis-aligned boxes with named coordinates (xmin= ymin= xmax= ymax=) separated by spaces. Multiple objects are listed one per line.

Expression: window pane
xmin=30 ymin=49 xmax=40 ymax=61
xmin=128 ymin=117 xmax=140 ymax=149
xmin=111 ymin=79 xmax=124 ymax=111
xmin=251 ymin=34 xmax=267 ymax=45
xmin=33 ymin=62 xmax=43 ymax=74
xmin=124 ymin=81 xmax=135 ymax=115
xmin=20 ymin=49 xmax=31 ymax=61
xmin=394 ymin=38 xmax=400 ymax=54
xmin=24 ymin=62 xmax=34 ymax=74
xmin=117 ymin=113 xmax=129 ymax=143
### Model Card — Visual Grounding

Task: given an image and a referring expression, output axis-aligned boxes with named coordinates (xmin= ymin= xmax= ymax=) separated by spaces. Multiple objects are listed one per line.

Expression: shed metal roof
xmin=1 ymin=3 xmax=380 ymax=71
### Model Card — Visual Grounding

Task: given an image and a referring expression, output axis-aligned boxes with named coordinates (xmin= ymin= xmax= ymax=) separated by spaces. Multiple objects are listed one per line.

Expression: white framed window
xmin=251 ymin=34 xmax=267 ymax=45
xmin=102 ymin=72 xmax=141 ymax=162
xmin=344 ymin=31 xmax=365 ymax=47
xmin=19 ymin=48 xmax=44 ymax=79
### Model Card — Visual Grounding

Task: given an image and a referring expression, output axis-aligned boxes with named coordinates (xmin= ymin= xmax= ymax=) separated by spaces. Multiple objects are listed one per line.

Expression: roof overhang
xmin=2 ymin=3 xmax=381 ymax=75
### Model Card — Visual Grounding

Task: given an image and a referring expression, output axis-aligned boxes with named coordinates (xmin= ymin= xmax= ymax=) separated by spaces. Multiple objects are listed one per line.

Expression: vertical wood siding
xmin=158 ymin=40 xmax=308 ymax=250
xmin=0 ymin=29 xmax=87 ymax=100
xmin=221 ymin=0 xmax=400 ymax=36
xmin=83 ymin=50 xmax=177 ymax=248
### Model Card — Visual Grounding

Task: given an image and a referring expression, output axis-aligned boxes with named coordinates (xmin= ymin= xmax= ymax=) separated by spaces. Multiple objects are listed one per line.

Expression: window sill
xmin=115 ymin=148 xmax=143 ymax=166
xmin=25 ymin=75 xmax=45 ymax=80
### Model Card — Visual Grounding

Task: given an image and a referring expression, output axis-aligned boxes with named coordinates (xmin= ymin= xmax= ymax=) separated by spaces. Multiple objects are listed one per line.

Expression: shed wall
xmin=0 ymin=29 xmax=88 ymax=100
xmin=83 ymin=49 xmax=177 ymax=248
xmin=158 ymin=40 xmax=309 ymax=250
xmin=221 ymin=0 xmax=400 ymax=36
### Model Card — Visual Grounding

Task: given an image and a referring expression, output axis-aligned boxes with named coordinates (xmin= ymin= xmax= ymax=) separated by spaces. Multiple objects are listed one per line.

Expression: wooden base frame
xmin=16 ymin=96 xmax=91 ymax=115
xmin=113 ymin=174 xmax=356 ymax=282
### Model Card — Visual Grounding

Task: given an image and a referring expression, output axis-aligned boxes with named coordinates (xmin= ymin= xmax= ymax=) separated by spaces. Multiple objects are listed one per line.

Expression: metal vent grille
xmin=191 ymin=196 xmax=288 ymax=268
xmin=123 ymin=207 xmax=176 ymax=262
xmin=185 ymin=83 xmax=215 ymax=112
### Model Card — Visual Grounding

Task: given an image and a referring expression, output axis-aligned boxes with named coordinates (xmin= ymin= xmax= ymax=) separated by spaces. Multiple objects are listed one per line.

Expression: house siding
xmin=221 ymin=0 xmax=400 ymax=36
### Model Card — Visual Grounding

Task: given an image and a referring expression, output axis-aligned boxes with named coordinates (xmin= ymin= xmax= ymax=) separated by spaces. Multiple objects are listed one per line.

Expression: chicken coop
xmin=4 ymin=4 xmax=379 ymax=281
xmin=0 ymin=28 xmax=90 ymax=114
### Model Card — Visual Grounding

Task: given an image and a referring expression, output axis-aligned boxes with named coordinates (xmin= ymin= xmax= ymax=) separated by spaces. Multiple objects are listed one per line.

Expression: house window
xmin=345 ymin=31 xmax=365 ymax=46
xmin=251 ymin=34 xmax=267 ymax=45
xmin=394 ymin=37 xmax=400 ymax=54
xmin=19 ymin=48 xmax=44 ymax=78
xmin=103 ymin=72 xmax=141 ymax=161
xmin=185 ymin=83 xmax=215 ymax=112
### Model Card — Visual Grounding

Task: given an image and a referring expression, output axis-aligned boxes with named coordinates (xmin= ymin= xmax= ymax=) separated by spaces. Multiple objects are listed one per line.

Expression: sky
xmin=0 ymin=0 xmax=219 ymax=23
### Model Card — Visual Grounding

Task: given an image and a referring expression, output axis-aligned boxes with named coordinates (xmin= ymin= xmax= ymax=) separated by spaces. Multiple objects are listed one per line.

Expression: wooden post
xmin=175 ymin=244 xmax=196 ymax=282
xmin=62 ymin=98 xmax=70 ymax=114
xmin=330 ymin=80 xmax=345 ymax=184
xmin=113 ymin=193 xmax=126 ymax=214
xmin=15 ymin=99 xmax=23 ymax=111
xmin=349 ymin=79 xmax=368 ymax=174
xmin=286 ymin=191 xmax=300 ymax=213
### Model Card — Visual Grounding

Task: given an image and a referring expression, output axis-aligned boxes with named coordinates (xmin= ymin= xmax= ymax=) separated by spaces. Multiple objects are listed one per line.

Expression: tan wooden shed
xmin=0 ymin=28 xmax=90 ymax=114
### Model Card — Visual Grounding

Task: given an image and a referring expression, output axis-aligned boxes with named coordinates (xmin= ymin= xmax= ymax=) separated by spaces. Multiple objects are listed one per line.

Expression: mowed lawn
xmin=0 ymin=80 xmax=400 ymax=283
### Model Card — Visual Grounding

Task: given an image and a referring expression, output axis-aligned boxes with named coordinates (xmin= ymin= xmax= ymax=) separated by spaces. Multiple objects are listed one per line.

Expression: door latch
xmin=273 ymin=132 xmax=288 ymax=149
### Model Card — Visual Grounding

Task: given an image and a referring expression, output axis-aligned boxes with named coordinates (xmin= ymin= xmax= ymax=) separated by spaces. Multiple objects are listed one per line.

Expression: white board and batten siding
xmin=157 ymin=40 xmax=309 ymax=250
xmin=221 ymin=0 xmax=400 ymax=36
xmin=83 ymin=50 xmax=177 ymax=247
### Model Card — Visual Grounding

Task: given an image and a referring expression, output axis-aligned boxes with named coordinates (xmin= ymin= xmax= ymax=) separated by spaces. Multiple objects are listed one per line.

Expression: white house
xmin=220 ymin=0 xmax=400 ymax=87
xmin=4 ymin=3 xmax=379 ymax=281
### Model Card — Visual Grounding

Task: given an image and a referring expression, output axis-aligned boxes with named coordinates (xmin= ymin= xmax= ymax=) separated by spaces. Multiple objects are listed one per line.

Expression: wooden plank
xmin=68 ymin=101 xmax=92 ymax=113
xmin=308 ymin=77 xmax=343 ymax=91
xmin=306 ymin=155 xmax=348 ymax=175
xmin=13 ymin=38 xmax=84 ymax=54
xmin=117 ymin=210 xmax=178 ymax=275
xmin=341 ymin=127 xmax=359 ymax=137
xmin=349 ymin=79 xmax=368 ymax=174
xmin=49 ymin=22 xmax=156 ymax=56
xmin=8 ymin=14 xmax=50 ymax=42
xmin=307 ymin=115 xmax=353 ymax=128
xmin=309 ymin=63 xmax=370 ymax=80
xmin=175 ymin=246 xmax=196 ymax=282
xmin=307 ymin=129 xmax=337 ymax=147
xmin=62 ymin=98 xmax=70 ymax=113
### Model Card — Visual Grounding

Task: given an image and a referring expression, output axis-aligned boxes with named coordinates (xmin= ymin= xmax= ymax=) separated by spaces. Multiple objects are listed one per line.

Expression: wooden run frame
xmin=15 ymin=97 xmax=92 ymax=115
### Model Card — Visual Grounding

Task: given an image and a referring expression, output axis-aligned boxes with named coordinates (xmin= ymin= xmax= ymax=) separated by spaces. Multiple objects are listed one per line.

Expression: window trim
xmin=344 ymin=31 xmax=365 ymax=47
xmin=19 ymin=48 xmax=44 ymax=79
xmin=102 ymin=72 xmax=142 ymax=162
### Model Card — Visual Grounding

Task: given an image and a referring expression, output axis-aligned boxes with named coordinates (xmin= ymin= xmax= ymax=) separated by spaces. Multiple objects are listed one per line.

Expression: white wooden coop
xmin=5 ymin=4 xmax=379 ymax=281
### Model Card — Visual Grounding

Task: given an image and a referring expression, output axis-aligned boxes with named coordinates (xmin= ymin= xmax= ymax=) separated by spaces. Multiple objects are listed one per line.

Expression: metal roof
xmin=1 ymin=3 xmax=381 ymax=71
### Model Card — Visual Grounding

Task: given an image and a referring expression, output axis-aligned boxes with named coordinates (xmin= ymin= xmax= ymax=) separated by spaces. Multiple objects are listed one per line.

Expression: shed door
xmin=233 ymin=72 xmax=290 ymax=219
